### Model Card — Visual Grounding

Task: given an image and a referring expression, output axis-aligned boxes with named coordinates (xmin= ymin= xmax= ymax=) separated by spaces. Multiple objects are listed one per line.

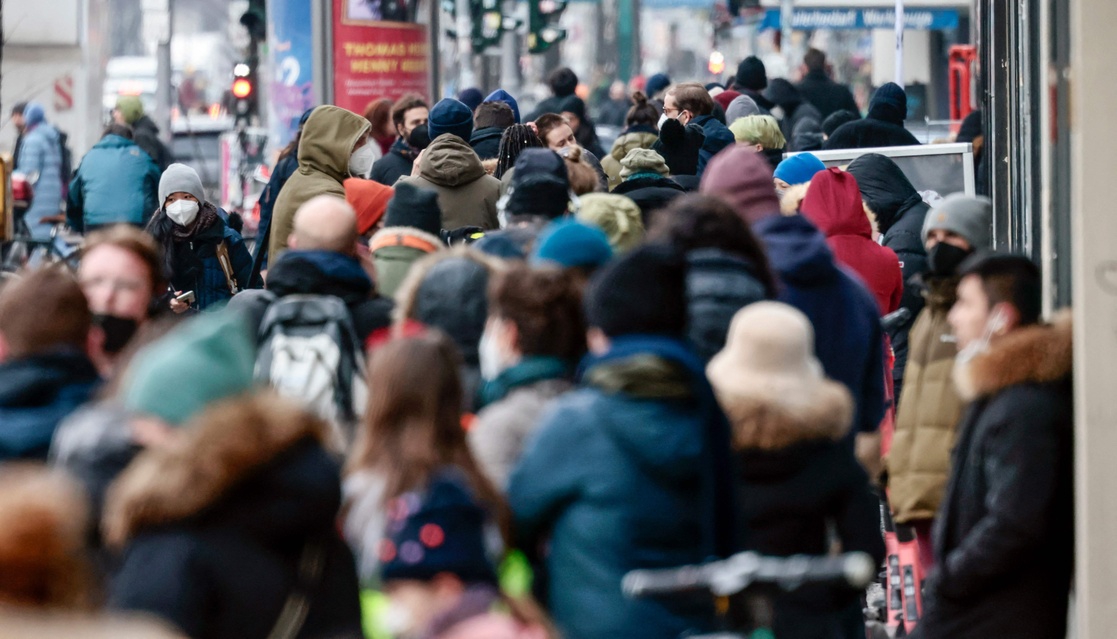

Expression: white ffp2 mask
xmin=349 ymin=144 xmax=376 ymax=177
xmin=165 ymin=200 xmax=200 ymax=226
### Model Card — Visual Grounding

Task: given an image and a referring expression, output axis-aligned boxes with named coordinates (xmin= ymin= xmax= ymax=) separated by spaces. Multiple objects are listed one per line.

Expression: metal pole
xmin=429 ymin=0 xmax=441 ymax=99
xmin=894 ymin=0 xmax=904 ymax=87
xmin=456 ymin=0 xmax=476 ymax=90
xmin=780 ymin=0 xmax=793 ymax=72
xmin=155 ymin=0 xmax=173 ymax=144
xmin=311 ymin=0 xmax=333 ymax=106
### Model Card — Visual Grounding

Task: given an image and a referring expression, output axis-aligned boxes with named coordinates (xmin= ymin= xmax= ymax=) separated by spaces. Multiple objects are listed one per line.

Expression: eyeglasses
xmin=663 ymin=106 xmax=680 ymax=116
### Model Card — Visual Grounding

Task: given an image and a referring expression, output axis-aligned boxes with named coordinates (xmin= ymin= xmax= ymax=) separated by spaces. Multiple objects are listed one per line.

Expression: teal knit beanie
xmin=122 ymin=312 xmax=256 ymax=426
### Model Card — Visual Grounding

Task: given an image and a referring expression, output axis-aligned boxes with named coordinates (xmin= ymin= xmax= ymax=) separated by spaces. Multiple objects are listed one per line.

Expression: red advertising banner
xmin=333 ymin=0 xmax=432 ymax=114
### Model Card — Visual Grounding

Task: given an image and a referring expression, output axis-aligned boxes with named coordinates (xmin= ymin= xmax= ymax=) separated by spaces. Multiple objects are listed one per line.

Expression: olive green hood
xmin=418 ymin=134 xmax=487 ymax=187
xmin=297 ymin=105 xmax=372 ymax=182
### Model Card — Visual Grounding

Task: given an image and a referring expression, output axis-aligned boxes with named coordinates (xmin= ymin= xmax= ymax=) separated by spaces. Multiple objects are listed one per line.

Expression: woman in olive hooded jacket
xmin=268 ymin=106 xmax=372 ymax=262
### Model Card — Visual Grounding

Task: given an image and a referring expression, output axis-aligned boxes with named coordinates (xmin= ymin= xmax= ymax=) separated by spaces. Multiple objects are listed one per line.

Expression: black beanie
xmin=505 ymin=148 xmax=570 ymax=219
xmin=822 ymin=110 xmax=860 ymax=137
xmin=584 ymin=244 xmax=687 ymax=338
xmin=735 ymin=56 xmax=768 ymax=91
xmin=384 ymin=182 xmax=443 ymax=237
xmin=653 ymin=119 xmax=705 ymax=176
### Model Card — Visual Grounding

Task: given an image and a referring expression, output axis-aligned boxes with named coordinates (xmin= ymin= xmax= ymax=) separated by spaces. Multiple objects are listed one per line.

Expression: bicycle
xmin=623 ymin=551 xmax=877 ymax=639
xmin=2 ymin=215 xmax=83 ymax=275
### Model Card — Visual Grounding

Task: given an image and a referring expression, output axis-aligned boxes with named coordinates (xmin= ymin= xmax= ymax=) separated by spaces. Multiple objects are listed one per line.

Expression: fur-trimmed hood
xmin=715 ymin=380 xmax=853 ymax=452
xmin=102 ymin=394 xmax=331 ymax=548
xmin=954 ymin=311 xmax=1073 ymax=401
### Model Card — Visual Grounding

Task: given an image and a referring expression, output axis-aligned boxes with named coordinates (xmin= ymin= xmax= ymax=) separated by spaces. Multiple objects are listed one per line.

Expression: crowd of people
xmin=0 ymin=49 xmax=1070 ymax=639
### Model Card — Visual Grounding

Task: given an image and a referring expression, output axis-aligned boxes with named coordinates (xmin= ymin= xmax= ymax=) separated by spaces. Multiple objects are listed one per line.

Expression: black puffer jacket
xmin=822 ymin=99 xmax=919 ymax=150
xmin=369 ymin=137 xmax=416 ymax=186
xmin=916 ymin=317 xmax=1073 ymax=639
xmin=106 ymin=396 xmax=363 ymax=639
xmin=845 ymin=153 xmax=930 ymax=390
xmin=685 ymin=249 xmax=769 ymax=361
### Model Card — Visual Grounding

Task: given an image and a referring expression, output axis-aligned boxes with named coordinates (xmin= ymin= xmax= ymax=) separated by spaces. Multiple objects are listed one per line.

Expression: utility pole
xmin=456 ymin=0 xmax=476 ymax=89
xmin=155 ymin=0 xmax=174 ymax=144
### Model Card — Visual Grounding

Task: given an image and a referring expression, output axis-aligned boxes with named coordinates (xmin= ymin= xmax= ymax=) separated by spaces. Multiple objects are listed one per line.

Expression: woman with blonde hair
xmin=729 ymin=114 xmax=786 ymax=170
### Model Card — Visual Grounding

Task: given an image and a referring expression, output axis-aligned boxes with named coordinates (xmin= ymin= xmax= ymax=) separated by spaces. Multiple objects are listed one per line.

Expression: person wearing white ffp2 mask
xmin=149 ymin=162 xmax=254 ymax=313
xmin=349 ymin=133 xmax=377 ymax=178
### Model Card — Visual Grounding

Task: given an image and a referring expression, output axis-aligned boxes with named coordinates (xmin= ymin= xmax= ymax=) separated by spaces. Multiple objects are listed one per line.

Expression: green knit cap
xmin=576 ymin=193 xmax=646 ymax=254
xmin=115 ymin=96 xmax=145 ymax=125
xmin=122 ymin=312 xmax=256 ymax=426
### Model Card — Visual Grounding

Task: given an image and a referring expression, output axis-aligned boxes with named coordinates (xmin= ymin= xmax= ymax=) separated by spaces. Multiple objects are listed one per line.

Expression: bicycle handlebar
xmin=623 ymin=552 xmax=877 ymax=599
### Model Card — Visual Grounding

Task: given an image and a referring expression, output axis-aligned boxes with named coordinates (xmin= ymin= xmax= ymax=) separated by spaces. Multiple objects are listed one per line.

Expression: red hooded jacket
xmin=800 ymin=167 xmax=903 ymax=314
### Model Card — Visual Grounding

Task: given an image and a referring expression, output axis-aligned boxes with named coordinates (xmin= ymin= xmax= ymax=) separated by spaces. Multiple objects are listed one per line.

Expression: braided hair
xmin=495 ymin=124 xmax=544 ymax=180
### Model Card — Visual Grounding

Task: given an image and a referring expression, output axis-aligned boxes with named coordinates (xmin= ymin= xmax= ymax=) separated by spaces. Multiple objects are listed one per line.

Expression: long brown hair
xmin=347 ymin=331 xmax=511 ymax=542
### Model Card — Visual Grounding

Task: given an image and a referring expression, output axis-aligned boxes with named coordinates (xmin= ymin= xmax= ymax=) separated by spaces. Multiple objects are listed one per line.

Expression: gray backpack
xmin=254 ymin=294 xmax=367 ymax=450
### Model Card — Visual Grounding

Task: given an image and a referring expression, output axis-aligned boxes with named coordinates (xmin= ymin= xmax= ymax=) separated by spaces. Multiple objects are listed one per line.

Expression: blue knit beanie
xmin=774 ymin=153 xmax=827 ymax=186
xmin=646 ymin=74 xmax=672 ymax=99
xmin=485 ymin=89 xmax=521 ymax=124
xmin=428 ymin=98 xmax=475 ymax=142
xmin=457 ymin=88 xmax=485 ymax=113
xmin=532 ymin=219 xmax=614 ymax=269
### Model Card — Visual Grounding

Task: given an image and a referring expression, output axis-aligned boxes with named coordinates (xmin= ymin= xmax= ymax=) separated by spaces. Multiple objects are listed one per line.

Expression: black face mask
xmin=93 ymin=314 xmax=139 ymax=355
xmin=927 ymin=242 xmax=972 ymax=277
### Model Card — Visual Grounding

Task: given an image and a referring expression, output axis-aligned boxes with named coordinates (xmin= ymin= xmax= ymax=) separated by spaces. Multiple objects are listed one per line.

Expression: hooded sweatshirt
xmin=269 ymin=106 xmax=371 ymax=261
xmin=800 ymin=168 xmax=903 ymax=314
xmin=752 ymin=214 xmax=886 ymax=447
xmin=397 ymin=134 xmax=501 ymax=231
xmin=845 ymin=153 xmax=930 ymax=384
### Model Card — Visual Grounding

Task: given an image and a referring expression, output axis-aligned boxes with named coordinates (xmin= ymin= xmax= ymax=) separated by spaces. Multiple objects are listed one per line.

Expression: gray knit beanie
xmin=725 ymin=95 xmax=761 ymax=124
xmin=922 ymin=193 xmax=993 ymax=248
xmin=158 ymin=163 xmax=206 ymax=207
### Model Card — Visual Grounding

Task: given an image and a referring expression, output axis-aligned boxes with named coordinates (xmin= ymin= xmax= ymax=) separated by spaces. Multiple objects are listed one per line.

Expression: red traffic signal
xmin=232 ymin=78 xmax=253 ymax=99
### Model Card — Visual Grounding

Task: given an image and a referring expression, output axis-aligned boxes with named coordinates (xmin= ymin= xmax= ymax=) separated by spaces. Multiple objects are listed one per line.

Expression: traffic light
xmin=231 ymin=62 xmax=257 ymax=123
xmin=470 ymin=0 xmax=504 ymax=52
xmin=528 ymin=0 xmax=567 ymax=54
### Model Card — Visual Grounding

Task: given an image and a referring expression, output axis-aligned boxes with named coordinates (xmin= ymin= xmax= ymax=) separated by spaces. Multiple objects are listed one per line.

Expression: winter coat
xmin=148 ymin=204 xmax=254 ymax=311
xmin=16 ymin=121 xmax=64 ymax=239
xmin=508 ymin=336 xmax=736 ymax=639
xmin=0 ymin=351 xmax=100 ymax=461
xmin=469 ymin=357 xmax=573 ymax=490
xmin=132 ymin=115 xmax=172 ymax=171
xmin=846 ymin=153 xmax=931 ymax=388
xmin=724 ymin=369 xmax=885 ymax=639
xmin=66 ymin=134 xmax=160 ymax=232
xmin=601 ymin=127 xmax=658 ymax=190
xmin=269 ymin=106 xmax=372 ymax=261
xmin=916 ymin=315 xmax=1073 ymax=639
xmin=685 ymin=248 xmax=769 ymax=361
xmin=800 ymin=168 xmax=903 ymax=314
xmin=796 ymin=70 xmax=860 ymax=121
xmin=251 ymin=152 xmax=299 ymax=276
xmin=886 ymin=277 xmax=964 ymax=524
xmin=394 ymin=249 xmax=504 ymax=411
xmin=692 ymin=115 xmax=736 ymax=177
xmin=369 ymin=226 xmax=444 ymax=299
xmin=753 ymin=214 xmax=885 ymax=445
xmin=611 ymin=174 xmax=686 ymax=222
xmin=370 ymin=137 xmax=417 ymax=186
xmin=233 ymin=250 xmax=393 ymax=343
xmin=469 ymin=126 xmax=504 ymax=161
xmin=397 ymin=135 xmax=501 ymax=232
xmin=822 ymin=104 xmax=920 ymax=150
xmin=105 ymin=396 xmax=363 ymax=639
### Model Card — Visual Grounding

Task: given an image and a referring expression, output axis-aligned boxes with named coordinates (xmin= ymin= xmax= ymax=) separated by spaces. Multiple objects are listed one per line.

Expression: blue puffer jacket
xmin=508 ymin=336 xmax=736 ymax=639
xmin=66 ymin=134 xmax=161 ymax=231
xmin=0 ymin=351 xmax=100 ymax=461
xmin=17 ymin=122 xmax=64 ymax=239
xmin=148 ymin=205 xmax=255 ymax=311
xmin=692 ymin=115 xmax=736 ymax=177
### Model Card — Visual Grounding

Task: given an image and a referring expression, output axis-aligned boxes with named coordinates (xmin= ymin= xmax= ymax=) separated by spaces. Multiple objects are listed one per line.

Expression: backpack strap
xmin=215 ymin=240 xmax=240 ymax=295
xmin=265 ymin=538 xmax=328 ymax=639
